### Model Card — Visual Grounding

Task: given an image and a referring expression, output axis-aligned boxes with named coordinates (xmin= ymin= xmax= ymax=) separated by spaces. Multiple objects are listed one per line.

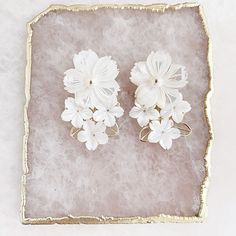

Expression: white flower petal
xmin=147 ymin=51 xmax=172 ymax=78
xmin=160 ymin=137 xmax=172 ymax=150
xmin=64 ymin=97 xmax=77 ymax=110
xmin=155 ymin=88 xmax=166 ymax=108
xmin=96 ymin=95 xmax=117 ymax=110
xmin=111 ymin=106 xmax=124 ymax=118
xmin=157 ymin=52 xmax=172 ymax=77
xmin=96 ymin=80 xmax=120 ymax=92
xmin=81 ymin=108 xmax=93 ymax=120
xmin=61 ymin=110 xmax=75 ymax=122
xmin=149 ymin=120 xmax=161 ymax=131
xmin=84 ymin=87 xmax=107 ymax=108
xmin=73 ymin=49 xmax=98 ymax=72
xmin=130 ymin=61 xmax=150 ymax=86
xmin=162 ymin=88 xmax=180 ymax=98
xmin=165 ymin=64 xmax=183 ymax=78
xmin=161 ymin=96 xmax=191 ymax=123
xmin=169 ymin=128 xmax=181 ymax=139
xmin=93 ymin=109 xmax=106 ymax=122
xmin=71 ymin=114 xmax=84 ymax=128
xmin=148 ymin=118 xmax=179 ymax=149
xmin=164 ymin=78 xmax=187 ymax=89
xmin=146 ymin=108 xmax=160 ymax=120
xmin=74 ymin=89 xmax=90 ymax=105
xmin=134 ymin=101 xmax=142 ymax=108
xmin=164 ymin=64 xmax=188 ymax=84
xmin=95 ymin=122 xmax=107 ymax=133
xmin=161 ymin=118 xmax=172 ymax=130
xmin=92 ymin=86 xmax=115 ymax=106
xmin=86 ymin=138 xmax=98 ymax=151
xmin=179 ymin=100 xmax=191 ymax=113
xmin=129 ymin=106 xmax=142 ymax=119
xmin=160 ymin=104 xmax=172 ymax=118
xmin=106 ymin=96 xmax=118 ymax=108
xmin=136 ymin=84 xmax=159 ymax=108
xmin=96 ymin=132 xmax=108 ymax=145
xmin=64 ymin=68 xmax=81 ymax=80
xmin=94 ymin=100 xmax=122 ymax=127
xmin=137 ymin=113 xmax=149 ymax=127
xmin=77 ymin=120 xmax=108 ymax=150
xmin=61 ymin=97 xmax=94 ymax=128
xmin=172 ymin=112 xmax=184 ymax=123
xmin=83 ymin=120 xmax=94 ymax=132
xmin=93 ymin=56 xmax=119 ymax=82
xmin=148 ymin=131 xmax=161 ymax=143
xmin=146 ymin=52 xmax=158 ymax=77
xmin=104 ymin=113 xmax=116 ymax=127
xmin=64 ymin=69 xmax=87 ymax=93
xmin=77 ymin=130 xmax=88 ymax=142
xmin=95 ymin=104 xmax=107 ymax=110
xmin=130 ymin=105 xmax=160 ymax=127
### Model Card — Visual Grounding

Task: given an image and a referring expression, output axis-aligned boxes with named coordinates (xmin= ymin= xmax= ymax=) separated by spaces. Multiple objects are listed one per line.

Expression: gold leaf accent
xmin=70 ymin=126 xmax=80 ymax=138
xmin=139 ymin=126 xmax=151 ymax=142
xmin=106 ymin=123 xmax=119 ymax=137
xmin=175 ymin=123 xmax=192 ymax=136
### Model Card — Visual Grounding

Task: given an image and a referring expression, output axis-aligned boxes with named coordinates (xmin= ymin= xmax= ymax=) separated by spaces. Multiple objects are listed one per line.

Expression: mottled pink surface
xmin=25 ymin=7 xmax=209 ymax=218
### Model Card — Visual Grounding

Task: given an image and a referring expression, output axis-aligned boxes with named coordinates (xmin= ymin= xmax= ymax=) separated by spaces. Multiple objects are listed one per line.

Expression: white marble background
xmin=0 ymin=0 xmax=235 ymax=235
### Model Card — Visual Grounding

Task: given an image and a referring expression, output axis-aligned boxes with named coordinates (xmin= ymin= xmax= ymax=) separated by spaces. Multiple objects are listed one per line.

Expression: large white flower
xmin=64 ymin=49 xmax=120 ymax=107
xmin=93 ymin=97 xmax=124 ymax=127
xmin=61 ymin=97 xmax=93 ymax=128
xmin=129 ymin=102 xmax=160 ymax=127
xmin=77 ymin=120 xmax=108 ymax=150
xmin=148 ymin=119 xmax=180 ymax=150
xmin=130 ymin=51 xmax=188 ymax=108
xmin=161 ymin=94 xmax=191 ymax=123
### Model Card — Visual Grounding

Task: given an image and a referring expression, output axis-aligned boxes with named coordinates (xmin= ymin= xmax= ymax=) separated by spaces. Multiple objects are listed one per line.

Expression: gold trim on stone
xmin=21 ymin=3 xmax=213 ymax=224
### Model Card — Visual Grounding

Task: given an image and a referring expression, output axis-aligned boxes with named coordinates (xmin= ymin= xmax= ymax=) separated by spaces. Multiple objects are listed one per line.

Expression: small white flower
xmin=130 ymin=51 xmax=187 ymax=108
xmin=77 ymin=120 xmax=108 ymax=150
xmin=64 ymin=49 xmax=120 ymax=107
xmin=93 ymin=97 xmax=124 ymax=127
xmin=129 ymin=102 xmax=160 ymax=127
xmin=61 ymin=97 xmax=93 ymax=128
xmin=148 ymin=119 xmax=180 ymax=150
xmin=161 ymin=94 xmax=191 ymax=123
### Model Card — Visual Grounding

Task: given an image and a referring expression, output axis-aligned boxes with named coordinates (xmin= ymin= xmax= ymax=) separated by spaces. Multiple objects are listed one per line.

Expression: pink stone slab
xmin=23 ymin=5 xmax=211 ymax=222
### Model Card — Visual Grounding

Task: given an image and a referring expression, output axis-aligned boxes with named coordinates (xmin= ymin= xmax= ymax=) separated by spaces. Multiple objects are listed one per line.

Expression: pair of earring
xmin=61 ymin=49 xmax=191 ymax=151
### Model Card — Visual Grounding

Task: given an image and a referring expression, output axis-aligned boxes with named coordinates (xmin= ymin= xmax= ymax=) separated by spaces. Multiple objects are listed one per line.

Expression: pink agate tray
xmin=21 ymin=3 xmax=212 ymax=224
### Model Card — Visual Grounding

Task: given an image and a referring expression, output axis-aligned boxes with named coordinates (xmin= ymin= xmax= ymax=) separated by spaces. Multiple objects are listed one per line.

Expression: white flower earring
xmin=61 ymin=49 xmax=124 ymax=151
xmin=129 ymin=51 xmax=191 ymax=150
